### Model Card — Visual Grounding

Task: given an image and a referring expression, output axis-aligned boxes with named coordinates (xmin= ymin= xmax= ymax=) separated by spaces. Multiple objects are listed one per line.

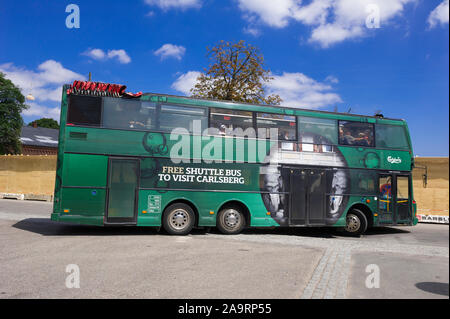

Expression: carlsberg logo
xmin=387 ymin=156 xmax=402 ymax=164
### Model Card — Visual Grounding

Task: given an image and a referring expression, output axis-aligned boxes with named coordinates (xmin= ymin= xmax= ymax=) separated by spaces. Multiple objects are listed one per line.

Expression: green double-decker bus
xmin=51 ymin=81 xmax=418 ymax=235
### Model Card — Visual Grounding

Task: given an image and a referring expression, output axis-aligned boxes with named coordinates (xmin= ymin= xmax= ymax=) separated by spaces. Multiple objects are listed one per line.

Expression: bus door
xmin=378 ymin=173 xmax=412 ymax=225
xmin=289 ymin=168 xmax=326 ymax=226
xmin=395 ymin=174 xmax=412 ymax=224
xmin=106 ymin=158 xmax=140 ymax=224
xmin=378 ymin=174 xmax=394 ymax=224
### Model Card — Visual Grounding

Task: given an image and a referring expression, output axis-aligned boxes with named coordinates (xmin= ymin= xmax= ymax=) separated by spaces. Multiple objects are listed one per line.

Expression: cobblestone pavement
xmin=206 ymin=230 xmax=449 ymax=298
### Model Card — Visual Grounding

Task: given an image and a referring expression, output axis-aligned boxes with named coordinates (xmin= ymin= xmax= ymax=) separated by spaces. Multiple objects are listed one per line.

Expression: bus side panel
xmin=53 ymin=153 xmax=108 ymax=225
xmin=137 ymin=190 xmax=279 ymax=227
xmin=61 ymin=153 xmax=108 ymax=187
xmin=57 ymin=188 xmax=106 ymax=226
xmin=338 ymin=146 xmax=411 ymax=171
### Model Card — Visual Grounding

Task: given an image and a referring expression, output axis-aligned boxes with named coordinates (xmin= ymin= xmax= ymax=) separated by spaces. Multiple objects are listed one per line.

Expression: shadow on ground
xmin=364 ymin=226 xmax=410 ymax=235
xmin=12 ymin=217 xmax=410 ymax=238
xmin=415 ymin=282 xmax=449 ymax=297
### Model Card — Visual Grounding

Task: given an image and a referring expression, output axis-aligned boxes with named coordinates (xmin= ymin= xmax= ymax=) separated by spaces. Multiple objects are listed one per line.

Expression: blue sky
xmin=0 ymin=0 xmax=448 ymax=156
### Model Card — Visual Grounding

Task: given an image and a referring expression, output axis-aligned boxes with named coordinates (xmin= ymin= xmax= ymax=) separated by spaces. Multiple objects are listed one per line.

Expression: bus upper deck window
xmin=159 ymin=104 xmax=207 ymax=133
xmin=375 ymin=124 xmax=409 ymax=150
xmin=102 ymin=98 xmax=157 ymax=130
xmin=67 ymin=95 xmax=102 ymax=126
xmin=210 ymin=108 xmax=255 ymax=137
xmin=298 ymin=117 xmax=337 ymax=145
xmin=256 ymin=113 xmax=296 ymax=140
xmin=338 ymin=121 xmax=374 ymax=147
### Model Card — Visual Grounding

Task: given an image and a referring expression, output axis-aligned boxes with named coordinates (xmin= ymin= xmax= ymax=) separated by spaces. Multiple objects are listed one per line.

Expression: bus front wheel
xmin=344 ymin=209 xmax=368 ymax=236
xmin=217 ymin=206 xmax=246 ymax=235
xmin=162 ymin=203 xmax=195 ymax=235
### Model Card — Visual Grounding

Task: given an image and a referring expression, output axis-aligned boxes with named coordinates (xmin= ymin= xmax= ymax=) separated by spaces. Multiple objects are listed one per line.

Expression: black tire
xmin=216 ymin=205 xmax=246 ymax=235
xmin=344 ymin=208 xmax=368 ymax=236
xmin=162 ymin=203 xmax=195 ymax=235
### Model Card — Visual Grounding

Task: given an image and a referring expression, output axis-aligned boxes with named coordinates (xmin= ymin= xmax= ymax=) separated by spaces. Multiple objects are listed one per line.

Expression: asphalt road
xmin=0 ymin=199 xmax=448 ymax=299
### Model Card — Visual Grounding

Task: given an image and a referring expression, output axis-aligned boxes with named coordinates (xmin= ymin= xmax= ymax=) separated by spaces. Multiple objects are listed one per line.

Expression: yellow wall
xmin=0 ymin=155 xmax=56 ymax=196
xmin=413 ymin=157 xmax=449 ymax=216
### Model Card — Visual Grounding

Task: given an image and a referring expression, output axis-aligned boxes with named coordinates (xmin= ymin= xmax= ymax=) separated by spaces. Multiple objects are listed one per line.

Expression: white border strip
xmin=417 ymin=214 xmax=449 ymax=224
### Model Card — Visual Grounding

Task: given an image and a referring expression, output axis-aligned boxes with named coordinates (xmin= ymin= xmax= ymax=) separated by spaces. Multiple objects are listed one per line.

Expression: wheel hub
xmin=345 ymin=214 xmax=361 ymax=233
xmin=224 ymin=209 xmax=240 ymax=228
xmin=170 ymin=209 xmax=189 ymax=230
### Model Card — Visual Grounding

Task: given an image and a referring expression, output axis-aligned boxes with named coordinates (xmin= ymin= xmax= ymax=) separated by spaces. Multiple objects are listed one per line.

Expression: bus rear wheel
xmin=344 ymin=208 xmax=368 ymax=236
xmin=217 ymin=206 xmax=246 ymax=235
xmin=163 ymin=203 xmax=195 ymax=235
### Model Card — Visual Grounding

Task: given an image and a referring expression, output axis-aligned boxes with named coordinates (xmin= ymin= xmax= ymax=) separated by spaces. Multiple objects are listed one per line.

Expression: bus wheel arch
xmin=344 ymin=204 xmax=372 ymax=235
xmin=348 ymin=203 xmax=374 ymax=229
xmin=216 ymin=200 xmax=250 ymax=235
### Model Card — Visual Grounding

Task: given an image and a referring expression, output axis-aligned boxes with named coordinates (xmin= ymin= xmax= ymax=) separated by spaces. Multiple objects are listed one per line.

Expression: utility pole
xmin=88 ymin=72 xmax=92 ymax=81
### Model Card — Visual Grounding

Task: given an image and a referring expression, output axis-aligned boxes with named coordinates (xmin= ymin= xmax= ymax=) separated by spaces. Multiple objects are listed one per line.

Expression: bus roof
xmin=63 ymin=83 xmax=406 ymax=124
xmin=138 ymin=92 xmax=406 ymax=124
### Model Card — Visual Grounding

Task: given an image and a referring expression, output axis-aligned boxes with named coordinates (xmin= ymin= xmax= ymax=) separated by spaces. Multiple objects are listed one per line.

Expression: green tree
xmin=191 ymin=40 xmax=282 ymax=105
xmin=28 ymin=118 xmax=60 ymax=129
xmin=0 ymin=72 xmax=28 ymax=154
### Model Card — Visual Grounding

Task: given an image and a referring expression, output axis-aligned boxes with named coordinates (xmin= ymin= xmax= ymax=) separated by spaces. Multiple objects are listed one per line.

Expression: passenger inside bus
xmin=127 ymin=102 xmax=146 ymax=129
xmin=340 ymin=128 xmax=373 ymax=146
xmin=279 ymin=130 xmax=292 ymax=140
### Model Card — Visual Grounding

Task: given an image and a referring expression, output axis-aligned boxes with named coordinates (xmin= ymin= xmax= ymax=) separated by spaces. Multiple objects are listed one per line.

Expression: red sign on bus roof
xmin=67 ymin=80 xmax=142 ymax=98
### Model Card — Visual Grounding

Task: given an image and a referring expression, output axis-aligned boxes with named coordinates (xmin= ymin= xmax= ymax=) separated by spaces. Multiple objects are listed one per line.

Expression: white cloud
xmin=107 ymin=50 xmax=132 ymax=64
xmin=237 ymin=0 xmax=416 ymax=48
xmin=427 ymin=0 xmax=449 ymax=29
xmin=22 ymin=102 xmax=61 ymax=121
xmin=144 ymin=0 xmax=202 ymax=10
xmin=243 ymin=26 xmax=261 ymax=36
xmin=171 ymin=71 xmax=202 ymax=95
xmin=292 ymin=0 xmax=332 ymax=26
xmin=82 ymin=48 xmax=131 ymax=64
xmin=171 ymin=70 xmax=341 ymax=108
xmin=266 ymin=72 xmax=342 ymax=109
xmin=154 ymin=44 xmax=186 ymax=60
xmin=0 ymin=60 xmax=85 ymax=102
xmin=309 ymin=23 xmax=364 ymax=48
xmin=37 ymin=60 xmax=83 ymax=84
xmin=238 ymin=0 xmax=298 ymax=28
xmin=83 ymin=48 xmax=106 ymax=60
xmin=325 ymin=75 xmax=339 ymax=83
